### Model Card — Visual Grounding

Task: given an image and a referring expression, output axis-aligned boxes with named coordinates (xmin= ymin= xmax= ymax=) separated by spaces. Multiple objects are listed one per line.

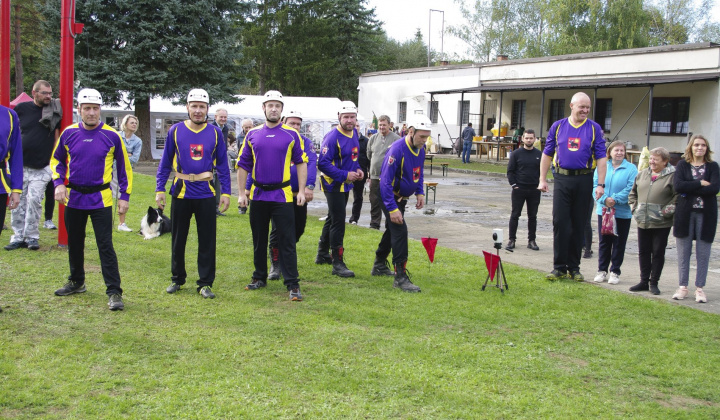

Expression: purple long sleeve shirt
xmin=317 ymin=126 xmax=360 ymax=192
xmin=380 ymin=137 xmax=425 ymax=213
xmin=51 ymin=122 xmax=132 ymax=209
xmin=0 ymin=106 xmax=23 ymax=195
xmin=246 ymin=134 xmax=316 ymax=193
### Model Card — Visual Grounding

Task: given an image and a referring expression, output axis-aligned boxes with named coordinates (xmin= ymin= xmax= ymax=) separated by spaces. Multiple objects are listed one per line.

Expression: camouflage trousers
xmin=11 ymin=166 xmax=52 ymax=243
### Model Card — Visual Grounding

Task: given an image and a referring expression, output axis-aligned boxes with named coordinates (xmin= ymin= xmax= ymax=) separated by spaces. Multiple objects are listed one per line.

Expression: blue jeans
xmin=462 ymin=141 xmax=473 ymax=162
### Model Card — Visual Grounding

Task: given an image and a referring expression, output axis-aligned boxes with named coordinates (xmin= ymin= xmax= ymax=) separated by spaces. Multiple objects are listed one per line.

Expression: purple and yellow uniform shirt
xmin=0 ymin=105 xmax=23 ymax=195
xmin=380 ymin=137 xmax=425 ymax=213
xmin=543 ymin=118 xmax=607 ymax=170
xmin=51 ymin=122 xmax=132 ymax=210
xmin=156 ymin=121 xmax=231 ymax=199
xmin=236 ymin=123 xmax=308 ymax=203
xmin=317 ymin=126 xmax=360 ymax=192
xmin=246 ymin=134 xmax=317 ymax=194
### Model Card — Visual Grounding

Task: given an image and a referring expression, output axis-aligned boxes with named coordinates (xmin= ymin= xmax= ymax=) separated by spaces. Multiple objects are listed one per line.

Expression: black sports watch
xmin=597 ymin=183 xmax=605 ymax=187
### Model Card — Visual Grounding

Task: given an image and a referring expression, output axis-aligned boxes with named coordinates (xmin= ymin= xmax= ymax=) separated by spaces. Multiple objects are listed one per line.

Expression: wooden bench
xmin=425 ymin=154 xmax=434 ymax=175
xmin=424 ymin=181 xmax=438 ymax=204
xmin=440 ymin=163 xmax=449 ymax=176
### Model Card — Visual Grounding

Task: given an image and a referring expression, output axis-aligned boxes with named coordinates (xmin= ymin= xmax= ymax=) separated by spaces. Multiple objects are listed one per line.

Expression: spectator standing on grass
xmin=538 ymin=92 xmax=607 ymax=282
xmin=505 ymin=129 xmax=542 ymax=251
xmin=237 ymin=118 xmax=254 ymax=215
xmin=50 ymin=88 xmax=132 ymax=311
xmin=156 ymin=89 xmax=231 ymax=300
xmin=316 ymin=101 xmax=363 ymax=277
xmin=212 ymin=108 xmax=230 ymax=217
xmin=372 ymin=115 xmax=430 ymax=292
xmin=348 ymin=121 xmax=370 ymax=225
xmin=237 ymin=91 xmax=308 ymax=301
xmin=366 ymin=115 xmax=400 ymax=230
xmin=6 ymin=80 xmax=61 ymax=251
xmin=0 ymin=103 xmax=24 ymax=312
xmin=114 ymin=114 xmax=142 ymax=232
xmin=592 ymin=141 xmax=637 ymax=286
xmin=461 ymin=122 xmax=475 ymax=164
xmin=627 ymin=147 xmax=676 ymax=295
xmin=672 ymin=135 xmax=720 ymax=303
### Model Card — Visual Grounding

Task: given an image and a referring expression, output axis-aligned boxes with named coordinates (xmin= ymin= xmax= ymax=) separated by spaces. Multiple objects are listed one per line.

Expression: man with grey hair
xmin=366 ymin=115 xmax=400 ymax=231
xmin=538 ymin=92 xmax=607 ymax=282
xmin=212 ymin=108 xmax=230 ymax=217
xmin=6 ymin=80 xmax=62 ymax=251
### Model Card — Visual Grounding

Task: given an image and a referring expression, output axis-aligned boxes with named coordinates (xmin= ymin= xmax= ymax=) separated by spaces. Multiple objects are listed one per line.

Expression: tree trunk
xmin=13 ymin=3 xmax=24 ymax=96
xmin=135 ymin=96 xmax=154 ymax=161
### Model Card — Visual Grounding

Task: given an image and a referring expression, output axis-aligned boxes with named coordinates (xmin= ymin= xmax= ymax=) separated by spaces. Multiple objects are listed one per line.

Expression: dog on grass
xmin=140 ymin=206 xmax=171 ymax=240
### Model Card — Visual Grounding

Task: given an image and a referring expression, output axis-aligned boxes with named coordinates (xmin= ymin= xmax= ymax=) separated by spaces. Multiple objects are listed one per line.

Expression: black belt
xmin=555 ymin=167 xmax=593 ymax=176
xmin=253 ymin=180 xmax=291 ymax=191
xmin=67 ymin=182 xmax=110 ymax=194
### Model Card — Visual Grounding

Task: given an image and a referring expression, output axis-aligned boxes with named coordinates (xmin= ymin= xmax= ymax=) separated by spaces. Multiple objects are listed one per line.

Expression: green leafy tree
xmin=9 ymin=0 xmax=56 ymax=97
xmin=39 ymin=0 xmax=251 ymax=161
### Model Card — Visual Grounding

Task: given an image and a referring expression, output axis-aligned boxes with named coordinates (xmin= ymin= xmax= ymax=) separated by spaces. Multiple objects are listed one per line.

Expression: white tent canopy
xmin=102 ymin=94 xmax=365 ymax=159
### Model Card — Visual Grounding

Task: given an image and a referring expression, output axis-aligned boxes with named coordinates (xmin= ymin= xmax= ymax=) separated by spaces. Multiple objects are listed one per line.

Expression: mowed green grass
xmin=0 ymin=174 xmax=718 ymax=418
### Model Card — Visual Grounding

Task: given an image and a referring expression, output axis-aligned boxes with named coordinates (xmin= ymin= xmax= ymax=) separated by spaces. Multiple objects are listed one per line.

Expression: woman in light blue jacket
xmin=592 ymin=141 xmax=638 ymax=285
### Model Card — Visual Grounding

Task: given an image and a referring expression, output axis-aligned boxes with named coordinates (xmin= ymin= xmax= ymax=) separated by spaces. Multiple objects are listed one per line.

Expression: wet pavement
xmin=135 ymin=160 xmax=720 ymax=315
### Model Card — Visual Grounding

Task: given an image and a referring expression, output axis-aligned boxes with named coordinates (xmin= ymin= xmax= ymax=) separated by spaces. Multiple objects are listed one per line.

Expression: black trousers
xmin=250 ymin=200 xmax=299 ymax=289
xmin=65 ymin=206 xmax=122 ymax=296
xmin=597 ymin=215 xmax=632 ymax=275
xmin=0 ymin=194 xmax=7 ymax=235
xmin=376 ymin=199 xmax=408 ymax=265
xmin=170 ymin=196 xmax=216 ymax=289
xmin=637 ymin=227 xmax=671 ymax=283
xmin=269 ymin=200 xmax=307 ymax=247
xmin=349 ymin=173 xmax=368 ymax=223
xmin=368 ymin=179 xmax=382 ymax=229
xmin=508 ymin=187 xmax=541 ymax=241
xmin=552 ymin=173 xmax=593 ymax=273
xmin=583 ymin=196 xmax=594 ymax=249
xmin=320 ymin=191 xmax=350 ymax=249
xmin=44 ymin=181 xmax=55 ymax=221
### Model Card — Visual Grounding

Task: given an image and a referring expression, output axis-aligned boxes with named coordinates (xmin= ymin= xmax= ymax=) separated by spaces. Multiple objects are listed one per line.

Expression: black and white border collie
xmin=140 ymin=206 xmax=171 ymax=240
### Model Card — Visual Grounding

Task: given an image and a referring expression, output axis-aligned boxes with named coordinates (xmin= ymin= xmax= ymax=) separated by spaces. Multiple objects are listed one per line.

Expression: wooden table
xmin=425 ymin=154 xmax=435 ymax=174
xmin=472 ymin=141 xmax=517 ymax=160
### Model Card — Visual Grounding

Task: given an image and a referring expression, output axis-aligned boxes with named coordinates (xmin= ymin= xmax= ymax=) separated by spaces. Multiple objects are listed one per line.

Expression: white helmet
xmin=285 ymin=110 xmax=302 ymax=121
xmin=76 ymin=88 xmax=102 ymax=106
xmin=187 ymin=88 xmax=209 ymax=104
xmin=263 ymin=90 xmax=284 ymax=105
xmin=408 ymin=115 xmax=432 ymax=131
xmin=338 ymin=101 xmax=357 ymax=115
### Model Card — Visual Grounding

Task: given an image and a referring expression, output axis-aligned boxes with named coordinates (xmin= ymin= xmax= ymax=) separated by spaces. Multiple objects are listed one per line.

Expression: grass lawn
xmin=1 ymin=174 xmax=718 ymax=418
xmin=427 ymin=154 xmax=554 ymax=179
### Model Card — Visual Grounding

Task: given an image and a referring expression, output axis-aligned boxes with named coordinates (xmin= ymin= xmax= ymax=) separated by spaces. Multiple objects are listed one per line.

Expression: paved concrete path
xmin=135 ymin=160 xmax=720 ymax=315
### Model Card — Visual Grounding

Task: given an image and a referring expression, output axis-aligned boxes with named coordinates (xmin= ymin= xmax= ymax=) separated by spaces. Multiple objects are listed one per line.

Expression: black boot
xmin=315 ymin=240 xmax=332 ymax=265
xmin=268 ymin=247 xmax=281 ymax=280
xmin=629 ymin=280 xmax=649 ymax=292
xmin=393 ymin=261 xmax=421 ymax=292
xmin=649 ymin=281 xmax=661 ymax=295
xmin=371 ymin=257 xmax=394 ymax=276
xmin=331 ymin=247 xmax=355 ymax=277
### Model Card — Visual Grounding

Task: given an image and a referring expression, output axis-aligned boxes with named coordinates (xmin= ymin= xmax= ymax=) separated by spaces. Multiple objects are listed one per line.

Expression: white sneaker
xmin=695 ymin=288 xmax=707 ymax=303
xmin=43 ymin=220 xmax=57 ymax=230
xmin=118 ymin=223 xmax=132 ymax=232
xmin=672 ymin=287 xmax=688 ymax=300
xmin=608 ymin=272 xmax=620 ymax=285
xmin=593 ymin=271 xmax=607 ymax=283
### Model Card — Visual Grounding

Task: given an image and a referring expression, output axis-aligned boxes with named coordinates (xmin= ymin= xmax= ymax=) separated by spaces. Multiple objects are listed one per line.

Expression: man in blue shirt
xmin=461 ymin=122 xmax=476 ymax=163
xmin=374 ymin=115 xmax=431 ymax=292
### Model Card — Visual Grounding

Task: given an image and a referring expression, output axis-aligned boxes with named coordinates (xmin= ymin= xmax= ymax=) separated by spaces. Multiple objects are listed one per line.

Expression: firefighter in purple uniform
xmin=315 ymin=101 xmax=363 ymax=278
xmin=51 ymin=88 xmax=132 ymax=311
xmin=156 ymin=88 xmax=231 ymax=299
xmin=374 ymin=115 xmax=431 ymax=292
xmin=255 ymin=110 xmax=317 ymax=281
xmin=237 ymin=91 xmax=308 ymax=302
xmin=0 ymin=104 xmax=23 ymax=313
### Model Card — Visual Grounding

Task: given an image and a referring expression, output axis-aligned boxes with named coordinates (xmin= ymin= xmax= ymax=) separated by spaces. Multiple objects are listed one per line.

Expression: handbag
xmin=601 ymin=207 xmax=617 ymax=236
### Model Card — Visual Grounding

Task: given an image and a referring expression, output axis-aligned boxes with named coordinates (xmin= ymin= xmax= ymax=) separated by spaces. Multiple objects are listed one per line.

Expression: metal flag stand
xmin=482 ymin=231 xmax=509 ymax=293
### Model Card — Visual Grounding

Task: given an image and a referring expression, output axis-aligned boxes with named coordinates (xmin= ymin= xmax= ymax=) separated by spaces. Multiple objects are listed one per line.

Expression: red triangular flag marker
xmin=483 ymin=251 xmax=500 ymax=281
xmin=421 ymin=237 xmax=438 ymax=262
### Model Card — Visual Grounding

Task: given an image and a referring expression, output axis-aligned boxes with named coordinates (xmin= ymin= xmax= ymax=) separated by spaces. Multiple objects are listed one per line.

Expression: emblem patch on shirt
xmin=322 ymin=146 xmax=328 ymax=155
xmin=413 ymin=166 xmax=421 ymax=182
xmin=190 ymin=144 xmax=204 ymax=160
xmin=388 ymin=156 xmax=395 ymax=165
xmin=568 ymin=137 xmax=580 ymax=151
xmin=351 ymin=147 xmax=358 ymax=161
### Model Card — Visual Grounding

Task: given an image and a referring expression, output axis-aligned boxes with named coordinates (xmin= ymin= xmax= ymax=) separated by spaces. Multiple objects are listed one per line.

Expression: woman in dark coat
xmin=672 ymin=135 xmax=720 ymax=303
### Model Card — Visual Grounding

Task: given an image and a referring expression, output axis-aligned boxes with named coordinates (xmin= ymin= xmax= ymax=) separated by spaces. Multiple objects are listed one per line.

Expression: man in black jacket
xmin=506 ymin=129 xmax=542 ymax=251
xmin=348 ymin=122 xmax=370 ymax=224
